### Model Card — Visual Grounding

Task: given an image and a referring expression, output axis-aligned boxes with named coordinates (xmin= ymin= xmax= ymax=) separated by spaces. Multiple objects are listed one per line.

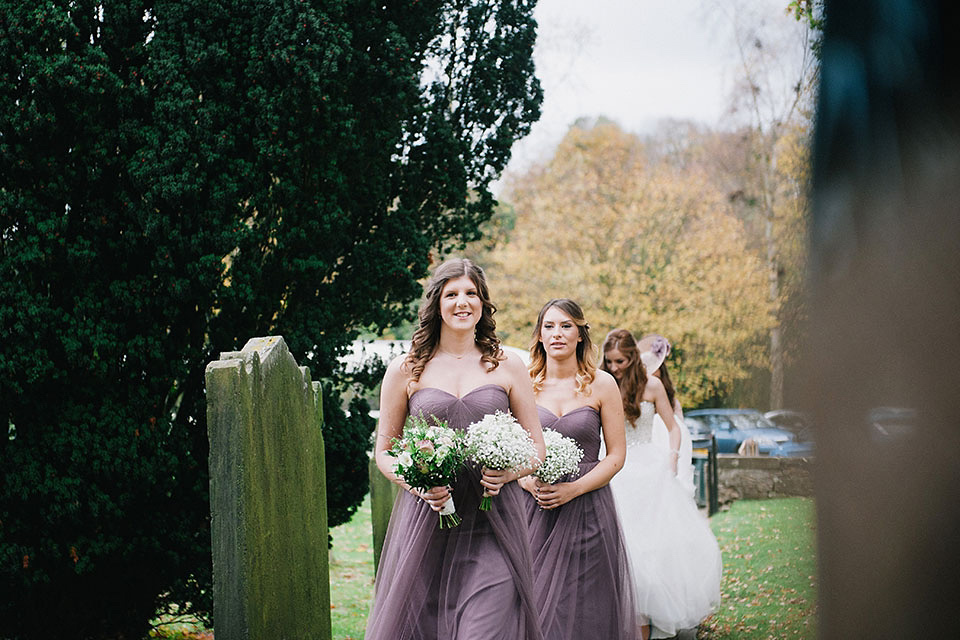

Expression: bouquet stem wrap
xmin=438 ymin=495 xmax=460 ymax=528
xmin=479 ymin=491 xmax=493 ymax=512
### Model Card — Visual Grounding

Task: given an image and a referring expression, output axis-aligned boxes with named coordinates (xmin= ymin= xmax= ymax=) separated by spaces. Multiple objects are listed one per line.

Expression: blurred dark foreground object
xmin=806 ymin=1 xmax=960 ymax=637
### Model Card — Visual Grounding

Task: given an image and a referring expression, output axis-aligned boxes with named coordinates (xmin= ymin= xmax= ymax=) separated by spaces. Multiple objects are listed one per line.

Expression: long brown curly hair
xmin=599 ymin=328 xmax=647 ymax=425
xmin=405 ymin=258 xmax=502 ymax=382
xmin=528 ymin=299 xmax=596 ymax=395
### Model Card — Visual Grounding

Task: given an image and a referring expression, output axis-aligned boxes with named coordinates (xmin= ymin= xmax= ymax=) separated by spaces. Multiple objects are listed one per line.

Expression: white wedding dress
xmin=608 ymin=401 xmax=722 ymax=637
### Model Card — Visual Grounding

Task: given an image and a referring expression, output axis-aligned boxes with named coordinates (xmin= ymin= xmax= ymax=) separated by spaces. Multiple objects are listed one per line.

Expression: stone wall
xmin=205 ymin=336 xmax=331 ymax=640
xmin=716 ymin=454 xmax=814 ymax=503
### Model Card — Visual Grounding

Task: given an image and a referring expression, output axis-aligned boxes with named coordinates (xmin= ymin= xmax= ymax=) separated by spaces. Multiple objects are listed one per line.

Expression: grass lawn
xmin=329 ymin=496 xmax=376 ymax=640
xmin=698 ymin=497 xmax=818 ymax=639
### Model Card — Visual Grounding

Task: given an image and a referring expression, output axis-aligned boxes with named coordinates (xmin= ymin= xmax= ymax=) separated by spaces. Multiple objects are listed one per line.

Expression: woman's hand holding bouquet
xmin=529 ymin=428 xmax=584 ymax=510
xmin=389 ymin=414 xmax=466 ymax=528
xmin=465 ymin=411 xmax=538 ymax=511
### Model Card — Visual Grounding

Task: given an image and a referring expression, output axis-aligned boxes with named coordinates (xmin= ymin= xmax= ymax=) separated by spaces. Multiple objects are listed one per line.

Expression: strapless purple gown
xmin=365 ymin=384 xmax=542 ymax=640
xmin=525 ymin=405 xmax=641 ymax=640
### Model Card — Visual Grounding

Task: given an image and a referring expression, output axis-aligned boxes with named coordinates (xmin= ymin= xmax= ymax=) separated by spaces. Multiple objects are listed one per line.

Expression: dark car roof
xmin=686 ymin=408 xmax=763 ymax=416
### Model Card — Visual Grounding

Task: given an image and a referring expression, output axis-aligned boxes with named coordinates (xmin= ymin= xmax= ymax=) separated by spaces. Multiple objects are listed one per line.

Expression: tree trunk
xmin=763 ymin=150 xmax=784 ymax=411
xmin=769 ymin=322 xmax=784 ymax=410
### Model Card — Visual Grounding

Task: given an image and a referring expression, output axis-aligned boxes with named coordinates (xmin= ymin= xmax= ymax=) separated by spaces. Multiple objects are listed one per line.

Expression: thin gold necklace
xmin=438 ymin=348 xmax=471 ymax=359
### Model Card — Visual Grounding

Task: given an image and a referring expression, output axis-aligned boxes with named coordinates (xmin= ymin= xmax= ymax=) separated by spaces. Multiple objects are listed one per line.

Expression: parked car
xmin=684 ymin=408 xmax=813 ymax=457
xmin=764 ymin=409 xmax=814 ymax=443
xmin=682 ymin=413 xmax=715 ymax=454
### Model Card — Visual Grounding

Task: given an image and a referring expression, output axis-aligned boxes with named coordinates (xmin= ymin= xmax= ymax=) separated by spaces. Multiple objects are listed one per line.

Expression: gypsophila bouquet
xmin=389 ymin=413 xmax=465 ymax=528
xmin=464 ymin=410 xmax=538 ymax=511
xmin=533 ymin=428 xmax=584 ymax=484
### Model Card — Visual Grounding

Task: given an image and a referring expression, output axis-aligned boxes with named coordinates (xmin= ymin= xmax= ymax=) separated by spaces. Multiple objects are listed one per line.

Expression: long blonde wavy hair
xmin=528 ymin=298 xmax=596 ymax=395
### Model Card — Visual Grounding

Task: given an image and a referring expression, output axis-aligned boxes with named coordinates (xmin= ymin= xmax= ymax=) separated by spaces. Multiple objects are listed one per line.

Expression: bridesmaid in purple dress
xmin=366 ymin=258 xmax=546 ymax=640
xmin=518 ymin=299 xmax=642 ymax=639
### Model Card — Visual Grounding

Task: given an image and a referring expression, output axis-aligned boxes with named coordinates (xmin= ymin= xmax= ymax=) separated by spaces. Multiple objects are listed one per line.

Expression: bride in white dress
xmin=600 ymin=330 xmax=721 ymax=639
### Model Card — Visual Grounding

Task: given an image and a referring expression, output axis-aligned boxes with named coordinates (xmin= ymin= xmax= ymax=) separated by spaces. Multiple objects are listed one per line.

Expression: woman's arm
xmin=647 ymin=376 xmax=681 ymax=473
xmin=504 ymin=351 xmax=546 ymax=465
xmin=374 ymin=356 xmax=450 ymax=510
xmin=373 ymin=356 xmax=409 ymax=484
xmin=535 ymin=371 xmax=626 ymax=510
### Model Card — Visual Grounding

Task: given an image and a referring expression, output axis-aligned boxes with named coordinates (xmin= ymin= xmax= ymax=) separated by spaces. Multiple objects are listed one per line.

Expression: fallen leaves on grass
xmin=698 ymin=497 xmax=817 ymax=640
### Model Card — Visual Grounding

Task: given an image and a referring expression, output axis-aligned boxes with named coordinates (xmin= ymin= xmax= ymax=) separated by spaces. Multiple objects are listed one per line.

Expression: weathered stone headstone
xmin=205 ymin=336 xmax=331 ymax=640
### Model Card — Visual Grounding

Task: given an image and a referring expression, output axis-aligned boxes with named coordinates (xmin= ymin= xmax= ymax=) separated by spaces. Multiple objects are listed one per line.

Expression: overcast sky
xmin=500 ymin=0 xmax=804 ymax=182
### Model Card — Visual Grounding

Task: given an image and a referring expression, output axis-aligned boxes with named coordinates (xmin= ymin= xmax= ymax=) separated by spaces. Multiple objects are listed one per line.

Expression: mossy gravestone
xmin=368 ymin=456 xmax=400 ymax=574
xmin=205 ymin=336 xmax=331 ymax=640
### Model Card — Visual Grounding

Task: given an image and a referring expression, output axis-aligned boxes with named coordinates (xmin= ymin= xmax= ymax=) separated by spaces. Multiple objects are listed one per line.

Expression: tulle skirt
xmin=610 ymin=442 xmax=722 ymax=637
xmin=524 ymin=463 xmax=642 ymax=639
xmin=365 ymin=469 xmax=542 ymax=640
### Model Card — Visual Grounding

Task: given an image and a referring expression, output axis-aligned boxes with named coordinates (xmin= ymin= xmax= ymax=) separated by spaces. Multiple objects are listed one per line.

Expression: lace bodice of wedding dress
xmin=624 ymin=401 xmax=656 ymax=447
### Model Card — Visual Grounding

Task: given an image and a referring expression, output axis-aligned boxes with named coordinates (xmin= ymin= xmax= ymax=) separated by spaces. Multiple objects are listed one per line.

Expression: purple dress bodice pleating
xmin=365 ymin=385 xmax=543 ymax=640
xmin=537 ymin=404 xmax=603 ymax=466
xmin=409 ymin=384 xmax=509 ymax=435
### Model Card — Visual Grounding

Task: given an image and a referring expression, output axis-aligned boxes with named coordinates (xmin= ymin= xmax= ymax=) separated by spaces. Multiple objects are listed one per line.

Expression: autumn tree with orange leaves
xmin=478 ymin=120 xmax=773 ymax=407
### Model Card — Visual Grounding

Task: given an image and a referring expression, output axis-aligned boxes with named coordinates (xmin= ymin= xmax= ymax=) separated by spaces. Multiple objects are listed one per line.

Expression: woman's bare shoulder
xmin=383 ymin=352 xmax=414 ymax=380
xmin=593 ymin=368 xmax=618 ymax=389
xmin=497 ymin=349 xmax=527 ymax=372
xmin=643 ymin=375 xmax=670 ymax=404
xmin=495 ymin=350 xmax=530 ymax=388
xmin=592 ymin=369 xmax=622 ymax=400
xmin=645 ymin=374 xmax=666 ymax=392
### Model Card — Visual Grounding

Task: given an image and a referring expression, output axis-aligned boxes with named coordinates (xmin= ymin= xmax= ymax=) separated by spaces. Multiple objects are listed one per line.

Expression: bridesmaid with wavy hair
xmin=518 ymin=299 xmax=641 ymax=640
xmin=366 ymin=257 xmax=546 ymax=640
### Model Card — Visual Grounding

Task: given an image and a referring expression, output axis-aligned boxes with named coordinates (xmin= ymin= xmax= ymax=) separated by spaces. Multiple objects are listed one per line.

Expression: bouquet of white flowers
xmin=533 ymin=428 xmax=584 ymax=485
xmin=465 ymin=410 xmax=538 ymax=511
xmin=389 ymin=413 xmax=465 ymax=528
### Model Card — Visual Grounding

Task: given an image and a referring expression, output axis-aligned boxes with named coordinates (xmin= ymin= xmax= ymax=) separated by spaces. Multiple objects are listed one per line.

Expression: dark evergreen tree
xmin=0 ymin=0 xmax=541 ymax=636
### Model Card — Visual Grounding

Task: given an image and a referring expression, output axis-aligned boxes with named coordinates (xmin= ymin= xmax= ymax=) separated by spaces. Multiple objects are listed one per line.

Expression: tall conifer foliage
xmin=0 ymin=1 xmax=541 ymax=636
